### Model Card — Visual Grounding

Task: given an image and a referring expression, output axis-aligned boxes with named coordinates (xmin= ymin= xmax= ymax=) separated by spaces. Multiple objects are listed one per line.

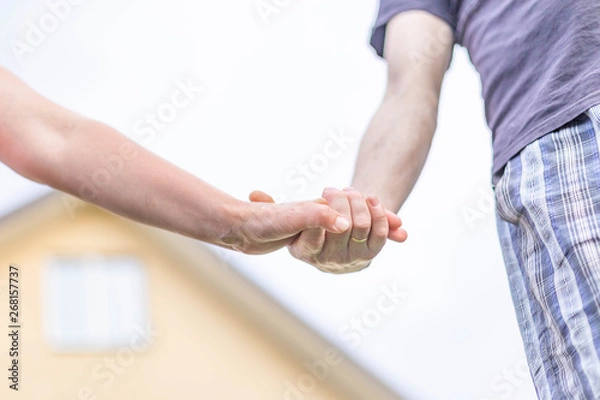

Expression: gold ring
xmin=351 ymin=237 xmax=368 ymax=244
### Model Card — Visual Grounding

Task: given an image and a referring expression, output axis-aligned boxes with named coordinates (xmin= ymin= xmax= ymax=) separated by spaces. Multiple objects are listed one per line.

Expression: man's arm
xmin=0 ymin=67 xmax=352 ymax=255
xmin=283 ymin=11 xmax=452 ymax=273
xmin=352 ymin=11 xmax=454 ymax=211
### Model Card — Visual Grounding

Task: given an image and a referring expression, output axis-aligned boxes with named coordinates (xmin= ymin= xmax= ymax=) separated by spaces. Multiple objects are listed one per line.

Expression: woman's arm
xmin=0 ymin=67 xmax=350 ymax=254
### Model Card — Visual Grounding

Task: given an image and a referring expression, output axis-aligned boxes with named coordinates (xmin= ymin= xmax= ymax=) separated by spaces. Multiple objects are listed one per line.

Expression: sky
xmin=0 ymin=1 xmax=537 ymax=399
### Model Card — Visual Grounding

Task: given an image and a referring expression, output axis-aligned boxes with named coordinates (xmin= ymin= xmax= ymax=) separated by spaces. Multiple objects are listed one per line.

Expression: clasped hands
xmin=232 ymin=187 xmax=407 ymax=274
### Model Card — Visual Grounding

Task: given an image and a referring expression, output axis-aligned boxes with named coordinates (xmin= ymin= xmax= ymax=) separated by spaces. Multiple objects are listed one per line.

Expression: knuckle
xmin=353 ymin=218 xmax=371 ymax=230
xmin=321 ymin=191 xmax=337 ymax=203
xmin=317 ymin=206 xmax=334 ymax=222
xmin=240 ymin=241 xmax=255 ymax=255
xmin=345 ymin=190 xmax=363 ymax=200
xmin=315 ymin=266 xmax=336 ymax=274
xmin=324 ymin=190 xmax=344 ymax=201
xmin=292 ymin=251 xmax=314 ymax=264
xmin=372 ymin=225 xmax=388 ymax=237
xmin=313 ymin=258 xmax=371 ymax=274
xmin=299 ymin=243 xmax=318 ymax=256
xmin=289 ymin=245 xmax=305 ymax=260
xmin=367 ymin=246 xmax=382 ymax=256
xmin=372 ymin=206 xmax=387 ymax=218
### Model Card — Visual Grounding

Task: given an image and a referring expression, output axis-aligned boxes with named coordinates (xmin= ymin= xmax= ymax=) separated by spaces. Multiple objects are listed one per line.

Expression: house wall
xmin=0 ymin=203 xmax=345 ymax=400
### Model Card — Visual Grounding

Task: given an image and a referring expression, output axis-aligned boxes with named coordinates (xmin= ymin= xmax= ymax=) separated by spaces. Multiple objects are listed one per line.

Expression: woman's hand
xmin=221 ymin=194 xmax=351 ymax=255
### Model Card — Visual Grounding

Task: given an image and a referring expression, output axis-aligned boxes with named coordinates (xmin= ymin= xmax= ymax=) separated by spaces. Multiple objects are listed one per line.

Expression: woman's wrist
xmin=214 ymin=197 xmax=253 ymax=252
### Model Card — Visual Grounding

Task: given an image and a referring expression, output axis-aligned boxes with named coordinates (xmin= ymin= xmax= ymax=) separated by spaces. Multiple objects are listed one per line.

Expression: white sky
xmin=0 ymin=1 xmax=536 ymax=399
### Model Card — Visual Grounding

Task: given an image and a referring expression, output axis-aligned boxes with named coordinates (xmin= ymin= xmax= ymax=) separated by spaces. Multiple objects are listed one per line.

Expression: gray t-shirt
xmin=371 ymin=0 xmax=600 ymax=183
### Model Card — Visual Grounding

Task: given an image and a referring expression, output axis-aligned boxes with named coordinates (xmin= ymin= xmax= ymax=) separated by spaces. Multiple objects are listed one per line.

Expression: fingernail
xmin=335 ymin=216 xmax=350 ymax=232
xmin=367 ymin=196 xmax=380 ymax=207
xmin=343 ymin=186 xmax=356 ymax=192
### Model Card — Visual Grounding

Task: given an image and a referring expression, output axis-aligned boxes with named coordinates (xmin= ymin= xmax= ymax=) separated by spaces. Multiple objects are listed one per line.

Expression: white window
xmin=42 ymin=255 xmax=150 ymax=352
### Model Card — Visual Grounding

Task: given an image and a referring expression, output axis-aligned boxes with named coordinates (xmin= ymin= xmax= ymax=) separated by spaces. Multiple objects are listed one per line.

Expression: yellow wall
xmin=0 ymin=204 xmax=345 ymax=400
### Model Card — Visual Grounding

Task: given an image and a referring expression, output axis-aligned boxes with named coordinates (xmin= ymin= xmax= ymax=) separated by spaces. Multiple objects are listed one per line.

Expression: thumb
xmin=286 ymin=202 xmax=350 ymax=235
xmin=249 ymin=190 xmax=276 ymax=203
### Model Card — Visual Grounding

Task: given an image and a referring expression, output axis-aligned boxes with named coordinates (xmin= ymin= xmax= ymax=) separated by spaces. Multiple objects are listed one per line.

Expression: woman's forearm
xmin=0 ymin=67 xmax=252 ymax=248
xmin=46 ymin=117 xmax=244 ymax=247
xmin=0 ymin=67 xmax=349 ymax=254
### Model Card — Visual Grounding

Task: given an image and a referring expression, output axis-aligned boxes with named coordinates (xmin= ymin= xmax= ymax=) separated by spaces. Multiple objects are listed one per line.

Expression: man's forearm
xmin=352 ymin=11 xmax=452 ymax=213
xmin=352 ymin=87 xmax=439 ymax=212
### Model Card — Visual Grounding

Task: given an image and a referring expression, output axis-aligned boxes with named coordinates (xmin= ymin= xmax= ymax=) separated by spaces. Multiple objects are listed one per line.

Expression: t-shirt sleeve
xmin=370 ymin=0 xmax=457 ymax=57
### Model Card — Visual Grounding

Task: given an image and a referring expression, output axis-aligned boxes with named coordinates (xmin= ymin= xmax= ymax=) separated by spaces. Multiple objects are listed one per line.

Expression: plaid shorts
xmin=495 ymin=104 xmax=600 ymax=399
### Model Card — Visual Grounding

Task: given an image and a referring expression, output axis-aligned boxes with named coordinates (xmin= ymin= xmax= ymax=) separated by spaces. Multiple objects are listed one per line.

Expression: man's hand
xmin=249 ymin=188 xmax=407 ymax=273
